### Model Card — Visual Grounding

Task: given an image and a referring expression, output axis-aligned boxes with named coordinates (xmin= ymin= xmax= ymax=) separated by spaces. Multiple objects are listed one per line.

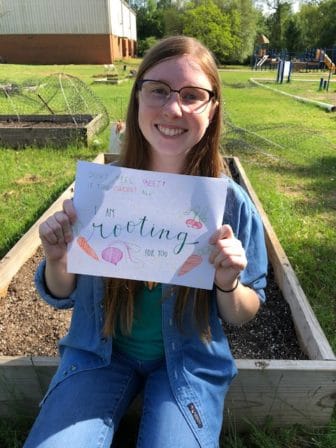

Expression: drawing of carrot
xmin=177 ymin=254 xmax=203 ymax=276
xmin=77 ymin=236 xmax=99 ymax=261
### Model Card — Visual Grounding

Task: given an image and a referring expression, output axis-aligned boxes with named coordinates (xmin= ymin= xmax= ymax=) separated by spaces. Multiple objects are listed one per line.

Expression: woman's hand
xmin=38 ymin=199 xmax=77 ymax=298
xmin=209 ymin=224 xmax=247 ymax=290
xmin=209 ymin=224 xmax=260 ymax=325
xmin=39 ymin=199 xmax=77 ymax=263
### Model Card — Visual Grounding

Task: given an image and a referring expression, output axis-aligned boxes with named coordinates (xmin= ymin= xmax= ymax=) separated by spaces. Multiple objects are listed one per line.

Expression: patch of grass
xmin=222 ymin=414 xmax=336 ymax=447
xmin=221 ymin=69 xmax=336 ymax=352
xmin=0 ymin=416 xmax=33 ymax=448
xmin=253 ymin=75 xmax=336 ymax=105
xmin=0 ymin=145 xmax=100 ymax=258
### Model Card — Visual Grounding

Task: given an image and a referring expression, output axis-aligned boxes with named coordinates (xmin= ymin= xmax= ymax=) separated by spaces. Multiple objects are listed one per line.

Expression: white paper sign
xmin=67 ymin=161 xmax=227 ymax=289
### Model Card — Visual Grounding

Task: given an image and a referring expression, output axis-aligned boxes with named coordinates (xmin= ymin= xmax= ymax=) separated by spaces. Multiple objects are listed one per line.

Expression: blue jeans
xmin=24 ymin=351 xmax=201 ymax=448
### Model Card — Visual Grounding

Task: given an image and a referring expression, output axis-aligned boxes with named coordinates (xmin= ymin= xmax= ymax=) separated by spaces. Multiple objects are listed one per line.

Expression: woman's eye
xmin=184 ymin=93 xmax=197 ymax=101
xmin=181 ymin=89 xmax=204 ymax=103
xmin=152 ymin=88 xmax=167 ymax=96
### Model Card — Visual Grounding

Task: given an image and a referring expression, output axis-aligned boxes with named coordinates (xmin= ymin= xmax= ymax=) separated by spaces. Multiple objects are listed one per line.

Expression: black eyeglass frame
xmin=136 ymin=79 xmax=216 ymax=103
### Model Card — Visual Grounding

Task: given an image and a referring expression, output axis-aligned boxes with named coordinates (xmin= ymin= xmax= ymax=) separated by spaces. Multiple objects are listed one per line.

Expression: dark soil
xmin=0 ymin=246 xmax=308 ymax=360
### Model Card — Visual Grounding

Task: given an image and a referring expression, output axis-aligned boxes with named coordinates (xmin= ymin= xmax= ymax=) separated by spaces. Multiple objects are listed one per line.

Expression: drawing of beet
xmin=185 ymin=218 xmax=203 ymax=229
xmin=77 ymin=236 xmax=99 ymax=260
xmin=101 ymin=246 xmax=124 ymax=265
xmin=177 ymin=254 xmax=203 ymax=276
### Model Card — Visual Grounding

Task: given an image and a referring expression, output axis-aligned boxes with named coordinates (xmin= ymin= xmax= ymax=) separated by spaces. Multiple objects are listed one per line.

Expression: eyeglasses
xmin=137 ymin=79 xmax=216 ymax=113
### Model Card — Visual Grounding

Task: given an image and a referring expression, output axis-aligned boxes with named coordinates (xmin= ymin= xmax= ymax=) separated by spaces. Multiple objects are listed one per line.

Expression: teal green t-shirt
xmin=113 ymin=283 xmax=164 ymax=360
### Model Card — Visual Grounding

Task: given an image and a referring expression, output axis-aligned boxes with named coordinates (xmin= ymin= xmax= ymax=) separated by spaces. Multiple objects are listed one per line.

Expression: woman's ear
xmin=209 ymin=100 xmax=219 ymax=122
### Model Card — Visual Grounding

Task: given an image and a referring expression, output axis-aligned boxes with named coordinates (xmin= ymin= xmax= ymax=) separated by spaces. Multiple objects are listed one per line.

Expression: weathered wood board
xmin=0 ymin=154 xmax=335 ymax=431
xmin=0 ymin=114 xmax=103 ymax=148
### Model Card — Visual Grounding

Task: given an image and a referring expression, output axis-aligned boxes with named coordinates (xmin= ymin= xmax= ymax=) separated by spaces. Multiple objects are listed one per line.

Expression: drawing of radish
xmin=185 ymin=218 xmax=203 ymax=229
xmin=177 ymin=254 xmax=203 ymax=276
xmin=101 ymin=247 xmax=123 ymax=265
xmin=77 ymin=236 xmax=99 ymax=261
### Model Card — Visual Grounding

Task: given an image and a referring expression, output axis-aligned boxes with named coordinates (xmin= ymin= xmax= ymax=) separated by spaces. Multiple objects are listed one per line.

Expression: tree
xmin=296 ymin=2 xmax=322 ymax=48
xmin=163 ymin=7 xmax=184 ymax=36
xmin=266 ymin=1 xmax=293 ymax=50
xmin=182 ymin=0 xmax=234 ymax=63
xmin=136 ymin=0 xmax=164 ymax=41
xmin=283 ymin=15 xmax=302 ymax=53
xmin=317 ymin=0 xmax=336 ymax=48
xmin=220 ymin=0 xmax=259 ymax=62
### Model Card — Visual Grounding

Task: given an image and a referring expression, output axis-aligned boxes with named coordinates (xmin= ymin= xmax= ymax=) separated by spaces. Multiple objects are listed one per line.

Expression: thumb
xmin=210 ymin=224 xmax=234 ymax=244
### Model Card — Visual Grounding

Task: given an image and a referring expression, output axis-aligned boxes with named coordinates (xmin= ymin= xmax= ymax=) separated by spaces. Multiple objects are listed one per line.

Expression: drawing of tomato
xmin=185 ymin=218 xmax=203 ymax=229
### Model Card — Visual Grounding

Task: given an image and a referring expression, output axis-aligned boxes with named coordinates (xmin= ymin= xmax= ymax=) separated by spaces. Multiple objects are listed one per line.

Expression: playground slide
xmin=324 ymin=53 xmax=335 ymax=71
xmin=256 ymin=54 xmax=269 ymax=67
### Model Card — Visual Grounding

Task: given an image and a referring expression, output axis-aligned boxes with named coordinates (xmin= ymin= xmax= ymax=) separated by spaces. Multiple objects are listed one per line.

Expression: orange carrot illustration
xmin=177 ymin=254 xmax=202 ymax=276
xmin=77 ymin=236 xmax=99 ymax=261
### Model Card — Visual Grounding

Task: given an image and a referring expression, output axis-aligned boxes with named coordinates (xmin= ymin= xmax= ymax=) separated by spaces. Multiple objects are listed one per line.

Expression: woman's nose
xmin=162 ymin=92 xmax=183 ymax=116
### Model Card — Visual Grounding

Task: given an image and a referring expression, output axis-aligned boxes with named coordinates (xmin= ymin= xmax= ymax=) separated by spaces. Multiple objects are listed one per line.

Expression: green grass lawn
xmin=251 ymin=71 xmax=336 ymax=104
xmin=220 ymin=69 xmax=336 ymax=352
xmin=0 ymin=63 xmax=335 ymax=447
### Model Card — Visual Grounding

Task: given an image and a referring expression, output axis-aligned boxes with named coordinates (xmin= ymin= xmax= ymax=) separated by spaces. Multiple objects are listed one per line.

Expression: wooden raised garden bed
xmin=0 ymin=154 xmax=335 ymax=431
xmin=0 ymin=114 xmax=103 ymax=148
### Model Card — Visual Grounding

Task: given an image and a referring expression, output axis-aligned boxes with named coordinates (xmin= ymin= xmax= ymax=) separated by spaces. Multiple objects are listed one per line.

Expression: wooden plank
xmin=226 ymin=359 xmax=336 ymax=430
xmin=0 ymin=356 xmax=41 ymax=417
xmin=1 ymin=356 xmax=335 ymax=426
xmin=0 ymin=114 xmax=92 ymax=123
xmin=228 ymin=157 xmax=335 ymax=361
xmin=31 ymin=356 xmax=59 ymax=396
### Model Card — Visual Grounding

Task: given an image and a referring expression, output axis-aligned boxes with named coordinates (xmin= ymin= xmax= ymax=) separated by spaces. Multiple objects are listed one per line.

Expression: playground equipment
xmin=276 ymin=59 xmax=292 ymax=83
xmin=253 ymin=34 xmax=277 ymax=70
xmin=316 ymin=49 xmax=335 ymax=72
xmin=256 ymin=54 xmax=269 ymax=68
xmin=253 ymin=43 xmax=336 ymax=74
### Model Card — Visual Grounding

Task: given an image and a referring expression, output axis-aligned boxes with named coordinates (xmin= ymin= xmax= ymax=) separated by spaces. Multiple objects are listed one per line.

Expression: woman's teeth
xmin=157 ymin=125 xmax=185 ymax=136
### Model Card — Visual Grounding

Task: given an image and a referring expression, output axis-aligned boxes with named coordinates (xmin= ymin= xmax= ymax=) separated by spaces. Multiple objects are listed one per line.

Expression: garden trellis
xmin=0 ymin=73 xmax=109 ymax=133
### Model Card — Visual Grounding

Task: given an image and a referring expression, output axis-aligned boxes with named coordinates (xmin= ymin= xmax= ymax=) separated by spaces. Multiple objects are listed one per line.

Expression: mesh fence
xmin=0 ymin=73 xmax=110 ymax=133
xmin=220 ymin=79 xmax=336 ymax=170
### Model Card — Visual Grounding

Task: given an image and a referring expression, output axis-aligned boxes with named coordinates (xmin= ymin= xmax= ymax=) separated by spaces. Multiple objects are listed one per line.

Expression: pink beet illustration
xmin=101 ymin=247 xmax=123 ymax=265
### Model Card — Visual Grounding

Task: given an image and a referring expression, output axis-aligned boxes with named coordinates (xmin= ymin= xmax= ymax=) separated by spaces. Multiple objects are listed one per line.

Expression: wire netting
xmin=220 ymin=79 xmax=336 ymax=168
xmin=0 ymin=73 xmax=109 ymax=133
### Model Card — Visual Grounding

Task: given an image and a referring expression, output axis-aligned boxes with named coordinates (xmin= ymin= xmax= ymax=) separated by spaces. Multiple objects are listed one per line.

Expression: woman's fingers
xmin=39 ymin=200 xmax=76 ymax=246
xmin=209 ymin=224 xmax=247 ymax=278
xmin=63 ymin=198 xmax=77 ymax=225
xmin=209 ymin=224 xmax=234 ymax=244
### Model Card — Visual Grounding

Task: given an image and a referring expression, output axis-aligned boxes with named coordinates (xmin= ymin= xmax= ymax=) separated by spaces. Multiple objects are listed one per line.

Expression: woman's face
xmin=138 ymin=55 xmax=217 ymax=172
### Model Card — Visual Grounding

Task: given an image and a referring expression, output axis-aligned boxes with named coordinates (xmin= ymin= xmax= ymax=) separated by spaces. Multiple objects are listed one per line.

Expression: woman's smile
xmin=156 ymin=124 xmax=187 ymax=137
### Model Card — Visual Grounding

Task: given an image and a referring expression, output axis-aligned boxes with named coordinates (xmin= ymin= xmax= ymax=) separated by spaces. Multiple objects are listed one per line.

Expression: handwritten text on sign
xmin=67 ymin=161 xmax=227 ymax=289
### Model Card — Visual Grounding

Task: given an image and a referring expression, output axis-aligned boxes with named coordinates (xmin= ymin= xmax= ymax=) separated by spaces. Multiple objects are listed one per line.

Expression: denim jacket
xmin=35 ymin=177 xmax=267 ymax=448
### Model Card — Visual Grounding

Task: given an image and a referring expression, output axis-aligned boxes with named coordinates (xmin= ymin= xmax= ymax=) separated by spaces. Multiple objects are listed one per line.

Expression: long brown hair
xmin=103 ymin=36 xmax=227 ymax=341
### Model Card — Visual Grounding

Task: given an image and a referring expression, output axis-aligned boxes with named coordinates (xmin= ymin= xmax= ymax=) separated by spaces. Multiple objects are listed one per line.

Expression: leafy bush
xmin=137 ymin=37 xmax=158 ymax=57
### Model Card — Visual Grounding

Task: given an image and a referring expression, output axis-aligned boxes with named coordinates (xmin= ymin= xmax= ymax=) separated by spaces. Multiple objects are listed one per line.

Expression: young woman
xmin=24 ymin=36 xmax=267 ymax=448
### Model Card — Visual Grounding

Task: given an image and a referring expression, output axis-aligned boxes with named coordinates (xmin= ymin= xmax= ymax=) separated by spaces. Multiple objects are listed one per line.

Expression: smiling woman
xmin=24 ymin=36 xmax=268 ymax=448
xmin=136 ymin=54 xmax=218 ymax=173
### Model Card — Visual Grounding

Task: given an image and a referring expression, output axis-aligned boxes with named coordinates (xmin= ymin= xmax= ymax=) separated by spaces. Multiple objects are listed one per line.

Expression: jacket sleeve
xmin=35 ymin=259 xmax=76 ymax=309
xmin=223 ymin=179 xmax=268 ymax=302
